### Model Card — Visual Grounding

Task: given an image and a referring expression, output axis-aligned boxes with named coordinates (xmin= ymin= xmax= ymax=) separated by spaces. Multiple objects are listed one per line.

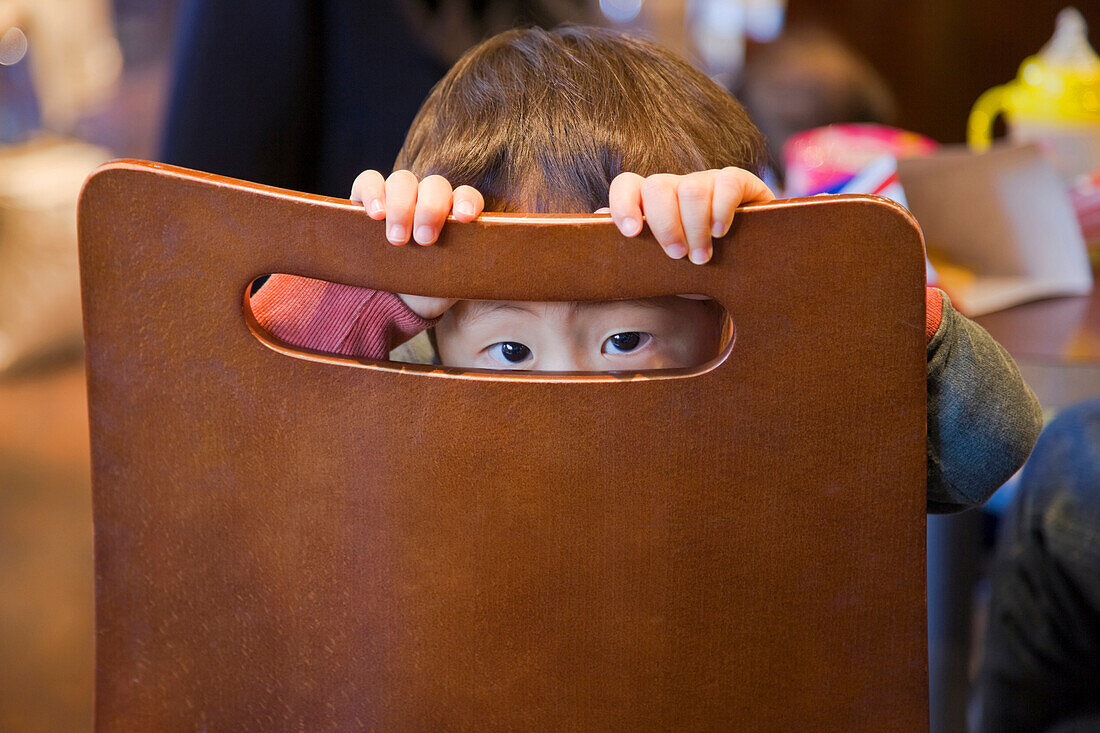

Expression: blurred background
xmin=2 ymin=1 xmax=1098 ymax=731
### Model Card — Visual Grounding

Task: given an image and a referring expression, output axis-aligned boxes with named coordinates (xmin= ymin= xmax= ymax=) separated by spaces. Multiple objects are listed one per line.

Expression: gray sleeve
xmin=926 ymin=294 xmax=1044 ymax=513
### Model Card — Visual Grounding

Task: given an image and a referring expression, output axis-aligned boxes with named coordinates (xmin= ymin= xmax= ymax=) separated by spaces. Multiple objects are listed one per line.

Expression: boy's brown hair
xmin=394 ymin=25 xmax=767 ymax=213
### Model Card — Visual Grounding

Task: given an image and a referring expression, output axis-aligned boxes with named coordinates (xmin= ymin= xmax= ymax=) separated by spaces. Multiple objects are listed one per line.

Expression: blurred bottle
xmin=968 ymin=7 xmax=1100 ymax=184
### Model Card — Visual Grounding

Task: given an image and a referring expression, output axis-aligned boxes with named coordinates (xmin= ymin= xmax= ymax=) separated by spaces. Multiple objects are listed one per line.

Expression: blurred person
xmin=401 ymin=0 xmax=596 ymax=65
xmin=972 ymin=398 xmax=1100 ymax=732
xmin=736 ymin=26 xmax=897 ymax=186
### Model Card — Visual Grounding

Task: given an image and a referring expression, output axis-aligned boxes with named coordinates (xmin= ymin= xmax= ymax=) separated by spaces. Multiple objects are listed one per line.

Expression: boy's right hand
xmin=350 ymin=170 xmax=486 ymax=319
xmin=351 ymin=169 xmax=485 ymax=245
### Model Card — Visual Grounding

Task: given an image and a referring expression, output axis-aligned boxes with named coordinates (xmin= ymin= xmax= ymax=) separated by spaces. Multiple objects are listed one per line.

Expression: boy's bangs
xmin=394 ymin=25 xmax=766 ymax=213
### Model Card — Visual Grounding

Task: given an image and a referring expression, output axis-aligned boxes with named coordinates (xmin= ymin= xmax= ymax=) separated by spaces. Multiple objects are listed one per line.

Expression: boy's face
xmin=434 ymin=297 xmax=725 ymax=372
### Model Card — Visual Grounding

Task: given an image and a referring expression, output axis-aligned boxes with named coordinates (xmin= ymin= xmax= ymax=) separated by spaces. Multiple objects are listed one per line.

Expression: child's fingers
xmin=350 ymin=170 xmax=387 ymax=219
xmin=398 ymin=294 xmax=458 ymax=320
xmin=676 ymin=172 xmax=715 ymax=264
xmin=736 ymin=167 xmax=776 ymax=205
xmin=451 ymin=185 xmax=485 ymax=222
xmin=711 ymin=167 xmax=775 ymax=237
xmin=608 ymin=172 xmax=644 ymax=236
xmin=638 ymin=174 xmax=688 ymax=259
xmin=709 ymin=168 xmax=742 ymax=238
xmin=384 ymin=170 xmax=419 ymax=245
xmin=412 ymin=175 xmax=453 ymax=245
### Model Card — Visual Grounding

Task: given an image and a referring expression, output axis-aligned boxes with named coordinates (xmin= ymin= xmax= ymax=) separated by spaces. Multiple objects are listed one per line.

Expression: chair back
xmin=79 ymin=161 xmax=928 ymax=730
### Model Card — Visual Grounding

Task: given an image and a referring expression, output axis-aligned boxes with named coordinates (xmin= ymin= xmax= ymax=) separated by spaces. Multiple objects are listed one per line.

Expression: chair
xmin=78 ymin=160 xmax=928 ymax=730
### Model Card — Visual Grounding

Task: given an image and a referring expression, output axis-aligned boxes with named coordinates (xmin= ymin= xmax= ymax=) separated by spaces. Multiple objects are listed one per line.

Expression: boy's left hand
xmin=605 ymin=168 xmax=774 ymax=264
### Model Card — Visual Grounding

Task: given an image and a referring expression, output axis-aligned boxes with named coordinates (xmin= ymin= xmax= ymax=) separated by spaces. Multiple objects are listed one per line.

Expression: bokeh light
xmin=0 ymin=26 xmax=28 ymax=66
xmin=599 ymin=0 xmax=643 ymax=25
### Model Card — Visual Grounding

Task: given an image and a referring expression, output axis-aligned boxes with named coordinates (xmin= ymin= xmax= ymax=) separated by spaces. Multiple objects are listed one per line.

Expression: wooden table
xmin=974 ymin=273 xmax=1100 ymax=409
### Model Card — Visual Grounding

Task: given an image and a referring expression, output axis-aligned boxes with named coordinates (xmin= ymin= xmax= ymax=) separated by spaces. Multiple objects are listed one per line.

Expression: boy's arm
xmin=925 ymin=288 xmax=1044 ymax=513
xmin=249 ymin=274 xmax=439 ymax=360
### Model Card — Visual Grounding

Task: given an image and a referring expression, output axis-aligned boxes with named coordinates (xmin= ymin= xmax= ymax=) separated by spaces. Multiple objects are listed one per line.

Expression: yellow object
xmin=968 ymin=8 xmax=1100 ymax=178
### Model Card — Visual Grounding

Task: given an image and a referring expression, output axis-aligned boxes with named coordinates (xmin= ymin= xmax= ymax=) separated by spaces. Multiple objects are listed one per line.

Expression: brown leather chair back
xmin=78 ymin=160 xmax=928 ymax=731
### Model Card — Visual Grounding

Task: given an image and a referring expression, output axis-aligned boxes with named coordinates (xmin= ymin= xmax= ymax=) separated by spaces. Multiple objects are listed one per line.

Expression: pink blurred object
xmin=1070 ymin=170 xmax=1100 ymax=253
xmin=783 ymin=123 xmax=939 ymax=197
xmin=783 ymin=123 xmax=941 ymax=284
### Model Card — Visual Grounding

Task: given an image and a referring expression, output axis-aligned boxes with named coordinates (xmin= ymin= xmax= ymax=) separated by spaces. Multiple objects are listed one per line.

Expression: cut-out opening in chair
xmin=245 ymin=274 xmax=735 ymax=379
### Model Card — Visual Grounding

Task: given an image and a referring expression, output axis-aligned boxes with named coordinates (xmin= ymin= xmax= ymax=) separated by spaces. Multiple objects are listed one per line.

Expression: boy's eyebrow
xmin=458 ymin=301 xmax=541 ymax=323
xmin=460 ymin=298 xmax=674 ymax=323
xmin=571 ymin=298 xmax=668 ymax=312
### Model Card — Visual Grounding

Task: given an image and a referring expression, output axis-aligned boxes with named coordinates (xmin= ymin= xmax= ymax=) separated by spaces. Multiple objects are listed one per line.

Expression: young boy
xmin=251 ymin=25 xmax=1042 ymax=512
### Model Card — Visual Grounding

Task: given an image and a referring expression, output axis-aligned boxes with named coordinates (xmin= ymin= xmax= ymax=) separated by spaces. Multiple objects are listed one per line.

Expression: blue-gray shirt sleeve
xmin=926 ymin=294 xmax=1044 ymax=513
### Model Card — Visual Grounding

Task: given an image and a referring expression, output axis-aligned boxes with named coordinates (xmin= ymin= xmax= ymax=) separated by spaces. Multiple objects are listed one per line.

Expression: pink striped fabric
xmin=249 ymin=274 xmax=439 ymax=360
xmin=925 ymin=287 xmax=943 ymax=341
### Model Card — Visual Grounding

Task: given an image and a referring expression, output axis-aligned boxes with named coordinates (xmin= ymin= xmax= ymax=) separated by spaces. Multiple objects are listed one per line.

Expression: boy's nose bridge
xmin=569 ymin=332 xmax=604 ymax=372
xmin=539 ymin=342 xmax=592 ymax=372
xmin=523 ymin=316 xmax=598 ymax=372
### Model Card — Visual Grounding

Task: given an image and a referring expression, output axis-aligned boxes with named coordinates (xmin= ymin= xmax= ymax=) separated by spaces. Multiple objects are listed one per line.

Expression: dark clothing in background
xmin=160 ymin=0 xmax=593 ymax=197
xmin=973 ymin=399 xmax=1100 ymax=732
xmin=161 ymin=0 xmax=447 ymax=197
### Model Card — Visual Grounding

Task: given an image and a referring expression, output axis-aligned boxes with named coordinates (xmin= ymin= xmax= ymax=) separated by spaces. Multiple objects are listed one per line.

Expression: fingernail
xmin=369 ymin=199 xmax=384 ymax=216
xmin=667 ymin=243 xmax=687 ymax=259
xmin=414 ymin=225 xmax=434 ymax=244
xmin=712 ymin=221 xmax=725 ymax=238
xmin=455 ymin=201 xmax=475 ymax=217
xmin=388 ymin=225 xmax=406 ymax=243
xmin=621 ymin=217 xmax=640 ymax=236
xmin=689 ymin=248 xmax=710 ymax=265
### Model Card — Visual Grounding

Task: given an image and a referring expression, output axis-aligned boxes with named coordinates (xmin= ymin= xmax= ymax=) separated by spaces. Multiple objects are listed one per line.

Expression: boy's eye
xmin=487 ymin=341 xmax=532 ymax=365
xmin=603 ymin=332 xmax=650 ymax=354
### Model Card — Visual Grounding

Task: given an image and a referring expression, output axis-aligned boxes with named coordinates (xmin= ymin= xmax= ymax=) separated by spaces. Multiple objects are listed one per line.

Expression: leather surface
xmin=78 ymin=160 xmax=929 ymax=731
